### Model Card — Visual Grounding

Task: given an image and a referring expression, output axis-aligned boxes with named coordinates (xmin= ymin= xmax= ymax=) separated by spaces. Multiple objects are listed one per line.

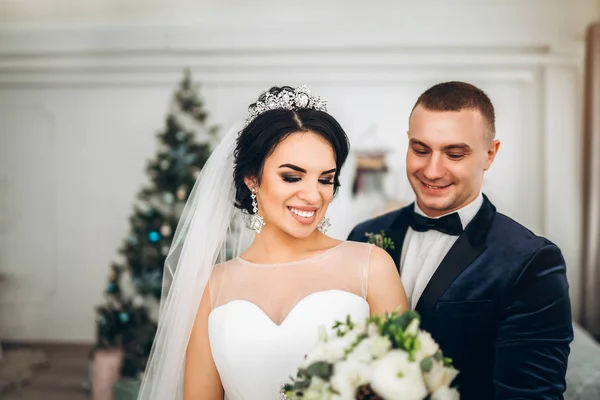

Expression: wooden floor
xmin=2 ymin=343 xmax=92 ymax=400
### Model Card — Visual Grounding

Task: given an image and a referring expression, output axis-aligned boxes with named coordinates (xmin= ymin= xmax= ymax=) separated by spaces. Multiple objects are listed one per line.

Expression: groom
xmin=348 ymin=81 xmax=573 ymax=399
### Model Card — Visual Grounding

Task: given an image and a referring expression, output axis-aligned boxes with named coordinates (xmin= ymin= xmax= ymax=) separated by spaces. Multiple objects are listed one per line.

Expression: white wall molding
xmin=0 ymin=44 xmax=581 ymax=86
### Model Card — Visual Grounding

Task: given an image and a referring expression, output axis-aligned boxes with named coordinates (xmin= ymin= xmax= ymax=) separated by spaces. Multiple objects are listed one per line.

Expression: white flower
xmin=405 ymin=318 xmax=420 ymax=336
xmin=303 ymin=329 xmax=361 ymax=366
xmin=318 ymin=325 xmax=329 ymax=342
xmin=352 ymin=321 xmax=367 ymax=333
xmin=302 ymin=377 xmax=333 ymax=400
xmin=347 ymin=335 xmax=393 ymax=363
xmin=371 ymin=336 xmax=392 ymax=359
xmin=303 ymin=342 xmax=340 ymax=366
xmin=423 ymin=361 xmax=459 ymax=393
xmin=330 ymin=360 xmax=372 ymax=400
xmin=413 ymin=330 xmax=439 ymax=362
xmin=431 ymin=386 xmax=460 ymax=400
xmin=347 ymin=337 xmax=374 ymax=363
xmin=367 ymin=322 xmax=379 ymax=337
xmin=370 ymin=350 xmax=428 ymax=400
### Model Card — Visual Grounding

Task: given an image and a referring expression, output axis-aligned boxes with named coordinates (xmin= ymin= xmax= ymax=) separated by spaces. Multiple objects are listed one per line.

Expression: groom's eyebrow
xmin=443 ymin=143 xmax=472 ymax=152
xmin=409 ymin=139 xmax=430 ymax=148
xmin=409 ymin=139 xmax=472 ymax=152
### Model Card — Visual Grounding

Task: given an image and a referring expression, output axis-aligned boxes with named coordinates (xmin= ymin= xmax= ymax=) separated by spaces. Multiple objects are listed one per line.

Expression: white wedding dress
xmin=207 ymin=241 xmax=373 ymax=400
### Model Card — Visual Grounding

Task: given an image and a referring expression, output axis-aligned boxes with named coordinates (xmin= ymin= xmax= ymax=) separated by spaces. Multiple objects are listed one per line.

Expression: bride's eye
xmin=319 ymin=176 xmax=334 ymax=185
xmin=282 ymin=175 xmax=301 ymax=183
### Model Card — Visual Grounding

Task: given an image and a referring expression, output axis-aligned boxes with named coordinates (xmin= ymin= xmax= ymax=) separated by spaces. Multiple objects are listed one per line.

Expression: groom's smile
xmin=420 ymin=181 xmax=452 ymax=191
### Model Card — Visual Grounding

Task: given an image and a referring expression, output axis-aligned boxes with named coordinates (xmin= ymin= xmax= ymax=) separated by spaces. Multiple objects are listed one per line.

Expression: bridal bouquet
xmin=282 ymin=310 xmax=459 ymax=400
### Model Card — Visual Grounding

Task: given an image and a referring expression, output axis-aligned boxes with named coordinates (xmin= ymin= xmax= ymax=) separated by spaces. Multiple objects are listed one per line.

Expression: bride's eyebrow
xmin=278 ymin=164 xmax=337 ymax=175
xmin=279 ymin=163 xmax=306 ymax=173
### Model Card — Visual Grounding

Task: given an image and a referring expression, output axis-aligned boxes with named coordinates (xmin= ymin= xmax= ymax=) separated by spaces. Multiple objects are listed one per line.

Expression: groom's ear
xmin=484 ymin=139 xmax=501 ymax=171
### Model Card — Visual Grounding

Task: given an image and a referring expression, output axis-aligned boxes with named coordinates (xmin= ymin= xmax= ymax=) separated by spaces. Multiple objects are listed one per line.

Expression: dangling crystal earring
xmin=317 ymin=217 xmax=331 ymax=234
xmin=247 ymin=188 xmax=266 ymax=234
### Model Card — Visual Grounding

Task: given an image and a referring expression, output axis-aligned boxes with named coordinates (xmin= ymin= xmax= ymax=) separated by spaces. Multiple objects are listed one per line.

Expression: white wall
xmin=0 ymin=0 xmax=597 ymax=342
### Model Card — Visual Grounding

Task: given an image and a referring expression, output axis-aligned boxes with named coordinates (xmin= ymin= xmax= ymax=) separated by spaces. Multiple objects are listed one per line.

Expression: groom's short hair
xmin=412 ymin=81 xmax=496 ymax=142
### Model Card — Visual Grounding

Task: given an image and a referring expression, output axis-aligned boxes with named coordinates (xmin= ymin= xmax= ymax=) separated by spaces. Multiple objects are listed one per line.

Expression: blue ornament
xmin=119 ymin=312 xmax=130 ymax=323
xmin=107 ymin=283 xmax=117 ymax=293
xmin=148 ymin=231 xmax=160 ymax=242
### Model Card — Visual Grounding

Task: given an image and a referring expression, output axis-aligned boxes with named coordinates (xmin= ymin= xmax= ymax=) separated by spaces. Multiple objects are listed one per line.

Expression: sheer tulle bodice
xmin=207 ymin=241 xmax=374 ymax=400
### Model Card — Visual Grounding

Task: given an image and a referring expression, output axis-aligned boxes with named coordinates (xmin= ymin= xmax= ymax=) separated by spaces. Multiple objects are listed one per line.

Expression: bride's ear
xmin=243 ymin=176 xmax=257 ymax=191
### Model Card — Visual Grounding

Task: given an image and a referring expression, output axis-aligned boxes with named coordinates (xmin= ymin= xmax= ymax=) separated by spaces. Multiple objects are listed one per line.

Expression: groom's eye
xmin=447 ymin=153 xmax=465 ymax=160
xmin=412 ymin=147 xmax=429 ymax=156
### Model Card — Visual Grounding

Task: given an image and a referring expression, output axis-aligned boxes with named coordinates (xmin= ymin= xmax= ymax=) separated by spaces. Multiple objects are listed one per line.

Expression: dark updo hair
xmin=233 ymin=86 xmax=350 ymax=214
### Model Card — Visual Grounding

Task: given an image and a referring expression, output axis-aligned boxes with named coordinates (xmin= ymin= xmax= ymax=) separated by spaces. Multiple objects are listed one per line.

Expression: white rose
xmin=431 ymin=386 xmax=460 ymax=400
xmin=330 ymin=360 xmax=372 ymax=399
xmin=423 ymin=361 xmax=459 ymax=392
xmin=302 ymin=377 xmax=333 ymax=400
xmin=413 ymin=331 xmax=439 ymax=362
xmin=370 ymin=350 xmax=428 ymax=400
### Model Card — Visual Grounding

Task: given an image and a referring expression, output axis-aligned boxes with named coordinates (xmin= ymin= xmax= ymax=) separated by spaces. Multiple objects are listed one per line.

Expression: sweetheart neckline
xmin=208 ymin=289 xmax=369 ymax=327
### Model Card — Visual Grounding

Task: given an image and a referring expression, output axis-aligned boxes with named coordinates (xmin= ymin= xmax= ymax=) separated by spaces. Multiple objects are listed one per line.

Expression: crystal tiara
xmin=245 ymin=84 xmax=327 ymax=126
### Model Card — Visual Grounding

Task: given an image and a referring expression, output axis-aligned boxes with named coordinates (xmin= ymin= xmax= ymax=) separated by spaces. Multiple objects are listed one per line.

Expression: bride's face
xmin=251 ymin=131 xmax=337 ymax=239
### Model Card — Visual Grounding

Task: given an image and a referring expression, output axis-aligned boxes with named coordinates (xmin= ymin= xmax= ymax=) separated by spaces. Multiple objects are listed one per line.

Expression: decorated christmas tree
xmin=94 ymin=69 xmax=219 ymax=378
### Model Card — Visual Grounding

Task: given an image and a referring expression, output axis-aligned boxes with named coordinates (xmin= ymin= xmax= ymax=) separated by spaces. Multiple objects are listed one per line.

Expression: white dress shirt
xmin=400 ymin=193 xmax=484 ymax=309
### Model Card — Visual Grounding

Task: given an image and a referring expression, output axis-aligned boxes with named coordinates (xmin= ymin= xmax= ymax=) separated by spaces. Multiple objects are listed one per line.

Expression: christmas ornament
xmin=119 ymin=312 xmax=130 ymax=323
xmin=148 ymin=231 xmax=160 ymax=242
xmin=163 ymin=192 xmax=175 ymax=204
xmin=133 ymin=296 xmax=144 ymax=308
xmin=160 ymin=224 xmax=172 ymax=237
xmin=176 ymin=186 xmax=187 ymax=201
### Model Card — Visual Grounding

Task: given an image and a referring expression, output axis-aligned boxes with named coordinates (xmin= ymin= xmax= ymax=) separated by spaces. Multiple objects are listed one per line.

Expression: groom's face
xmin=406 ymin=105 xmax=500 ymax=217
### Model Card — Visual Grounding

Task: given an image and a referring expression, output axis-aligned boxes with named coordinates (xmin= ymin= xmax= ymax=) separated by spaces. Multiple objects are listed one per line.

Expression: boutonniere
xmin=365 ymin=230 xmax=395 ymax=250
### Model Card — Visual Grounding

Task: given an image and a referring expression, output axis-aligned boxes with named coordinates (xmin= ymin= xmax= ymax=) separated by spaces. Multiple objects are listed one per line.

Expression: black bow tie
xmin=409 ymin=210 xmax=463 ymax=236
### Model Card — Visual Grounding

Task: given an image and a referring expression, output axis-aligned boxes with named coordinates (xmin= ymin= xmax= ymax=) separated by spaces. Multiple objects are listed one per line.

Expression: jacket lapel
xmin=385 ymin=206 xmax=412 ymax=271
xmin=415 ymin=195 xmax=497 ymax=318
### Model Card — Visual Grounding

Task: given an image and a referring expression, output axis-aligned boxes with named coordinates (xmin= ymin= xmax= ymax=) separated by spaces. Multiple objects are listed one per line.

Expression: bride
xmin=138 ymin=85 xmax=408 ymax=400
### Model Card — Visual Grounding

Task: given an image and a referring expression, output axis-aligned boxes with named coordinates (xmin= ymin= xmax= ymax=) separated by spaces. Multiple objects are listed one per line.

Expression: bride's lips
xmin=287 ymin=206 xmax=319 ymax=225
xmin=419 ymin=180 xmax=452 ymax=194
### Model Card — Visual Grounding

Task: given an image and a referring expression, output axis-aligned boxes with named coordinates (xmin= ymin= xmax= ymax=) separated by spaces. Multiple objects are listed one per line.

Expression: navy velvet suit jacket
xmin=347 ymin=194 xmax=573 ymax=400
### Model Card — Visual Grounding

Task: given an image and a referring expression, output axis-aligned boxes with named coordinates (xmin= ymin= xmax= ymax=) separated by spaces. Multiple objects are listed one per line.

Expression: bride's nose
xmin=296 ymin=180 xmax=321 ymax=204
